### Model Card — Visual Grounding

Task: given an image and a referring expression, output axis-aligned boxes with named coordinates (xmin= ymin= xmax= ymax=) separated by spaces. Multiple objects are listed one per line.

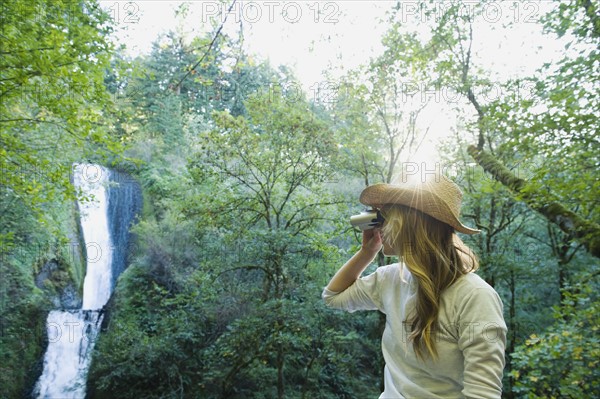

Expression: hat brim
xmin=359 ymin=184 xmax=480 ymax=235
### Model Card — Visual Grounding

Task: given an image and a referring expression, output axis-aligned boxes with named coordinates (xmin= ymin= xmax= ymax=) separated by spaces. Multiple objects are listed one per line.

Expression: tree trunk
xmin=467 ymin=145 xmax=600 ymax=258
xmin=277 ymin=346 xmax=284 ymax=399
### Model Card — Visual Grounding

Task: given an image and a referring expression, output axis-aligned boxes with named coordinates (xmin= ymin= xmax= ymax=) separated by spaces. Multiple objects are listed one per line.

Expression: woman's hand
xmin=362 ymin=228 xmax=383 ymax=255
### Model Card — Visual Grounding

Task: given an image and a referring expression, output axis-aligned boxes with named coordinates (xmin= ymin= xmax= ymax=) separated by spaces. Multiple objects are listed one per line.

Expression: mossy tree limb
xmin=467 ymin=145 xmax=600 ymax=258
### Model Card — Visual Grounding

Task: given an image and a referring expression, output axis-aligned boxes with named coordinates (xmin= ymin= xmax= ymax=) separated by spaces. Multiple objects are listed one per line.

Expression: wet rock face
xmin=107 ymin=169 xmax=142 ymax=288
xmin=35 ymin=260 xmax=82 ymax=310
xmin=60 ymin=283 xmax=82 ymax=309
xmin=34 ymin=260 xmax=59 ymax=289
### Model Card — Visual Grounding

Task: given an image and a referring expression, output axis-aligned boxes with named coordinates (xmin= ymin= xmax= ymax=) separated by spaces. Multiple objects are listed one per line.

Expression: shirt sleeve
xmin=457 ymin=286 xmax=507 ymax=399
xmin=321 ymin=266 xmax=389 ymax=313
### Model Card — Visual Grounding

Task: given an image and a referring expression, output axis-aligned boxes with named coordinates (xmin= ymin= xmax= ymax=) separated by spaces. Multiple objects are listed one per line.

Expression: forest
xmin=1 ymin=0 xmax=598 ymax=398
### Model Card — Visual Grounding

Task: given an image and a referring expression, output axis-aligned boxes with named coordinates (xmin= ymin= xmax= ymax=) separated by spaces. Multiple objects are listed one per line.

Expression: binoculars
xmin=349 ymin=209 xmax=384 ymax=231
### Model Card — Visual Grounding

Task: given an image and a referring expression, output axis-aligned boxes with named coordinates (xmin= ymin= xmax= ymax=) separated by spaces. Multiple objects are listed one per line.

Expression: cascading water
xmin=34 ymin=164 xmax=114 ymax=398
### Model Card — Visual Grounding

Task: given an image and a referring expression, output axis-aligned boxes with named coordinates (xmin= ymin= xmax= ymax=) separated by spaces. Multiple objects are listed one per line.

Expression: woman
xmin=323 ymin=175 xmax=507 ymax=399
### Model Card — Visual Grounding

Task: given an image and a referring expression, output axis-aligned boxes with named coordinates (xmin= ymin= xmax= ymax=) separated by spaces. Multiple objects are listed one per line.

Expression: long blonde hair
xmin=381 ymin=205 xmax=479 ymax=360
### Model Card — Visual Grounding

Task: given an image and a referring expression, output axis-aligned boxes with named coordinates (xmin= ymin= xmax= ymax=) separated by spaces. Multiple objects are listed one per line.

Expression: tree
xmin=188 ymin=86 xmax=348 ymax=398
xmin=1 ymin=0 xmax=123 ymax=249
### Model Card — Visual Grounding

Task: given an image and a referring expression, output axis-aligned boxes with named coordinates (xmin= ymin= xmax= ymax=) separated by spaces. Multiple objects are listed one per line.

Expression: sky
xmin=98 ymin=0 xmax=566 ymax=165
xmin=100 ymin=1 xmax=391 ymax=87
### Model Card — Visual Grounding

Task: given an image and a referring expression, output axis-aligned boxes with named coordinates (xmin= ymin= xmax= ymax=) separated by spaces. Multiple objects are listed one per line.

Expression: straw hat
xmin=359 ymin=175 xmax=480 ymax=234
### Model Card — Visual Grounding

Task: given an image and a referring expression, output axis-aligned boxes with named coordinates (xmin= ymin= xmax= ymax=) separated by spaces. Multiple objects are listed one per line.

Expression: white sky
xmin=99 ymin=1 xmax=566 ymax=165
xmin=100 ymin=1 xmax=391 ymax=86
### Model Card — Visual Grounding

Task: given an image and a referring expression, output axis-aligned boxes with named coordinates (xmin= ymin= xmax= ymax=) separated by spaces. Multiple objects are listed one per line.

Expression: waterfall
xmin=33 ymin=164 xmax=126 ymax=398
xmin=32 ymin=310 xmax=103 ymax=398
xmin=79 ymin=165 xmax=113 ymax=311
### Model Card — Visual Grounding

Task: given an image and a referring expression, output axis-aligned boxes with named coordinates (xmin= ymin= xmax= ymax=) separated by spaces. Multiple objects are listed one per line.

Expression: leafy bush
xmin=511 ymin=281 xmax=600 ymax=398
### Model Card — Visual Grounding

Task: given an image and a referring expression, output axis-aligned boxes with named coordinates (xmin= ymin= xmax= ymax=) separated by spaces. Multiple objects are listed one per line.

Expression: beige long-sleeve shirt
xmin=322 ymin=263 xmax=507 ymax=399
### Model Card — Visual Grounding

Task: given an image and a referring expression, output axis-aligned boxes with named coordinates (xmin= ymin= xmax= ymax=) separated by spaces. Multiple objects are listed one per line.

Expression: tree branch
xmin=468 ymin=145 xmax=600 ymax=258
xmin=172 ymin=0 xmax=238 ymax=91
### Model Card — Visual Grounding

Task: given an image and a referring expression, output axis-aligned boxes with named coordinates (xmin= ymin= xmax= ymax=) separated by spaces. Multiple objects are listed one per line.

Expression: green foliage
xmin=0 ymin=284 xmax=47 ymax=398
xmin=541 ymin=0 xmax=600 ymax=40
xmin=189 ymin=87 xmax=343 ymax=237
xmin=89 ymin=201 xmax=380 ymax=398
xmin=511 ymin=280 xmax=600 ymax=398
xmin=0 ymin=0 xmax=124 ymax=248
xmin=88 ymin=263 xmax=217 ymax=398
